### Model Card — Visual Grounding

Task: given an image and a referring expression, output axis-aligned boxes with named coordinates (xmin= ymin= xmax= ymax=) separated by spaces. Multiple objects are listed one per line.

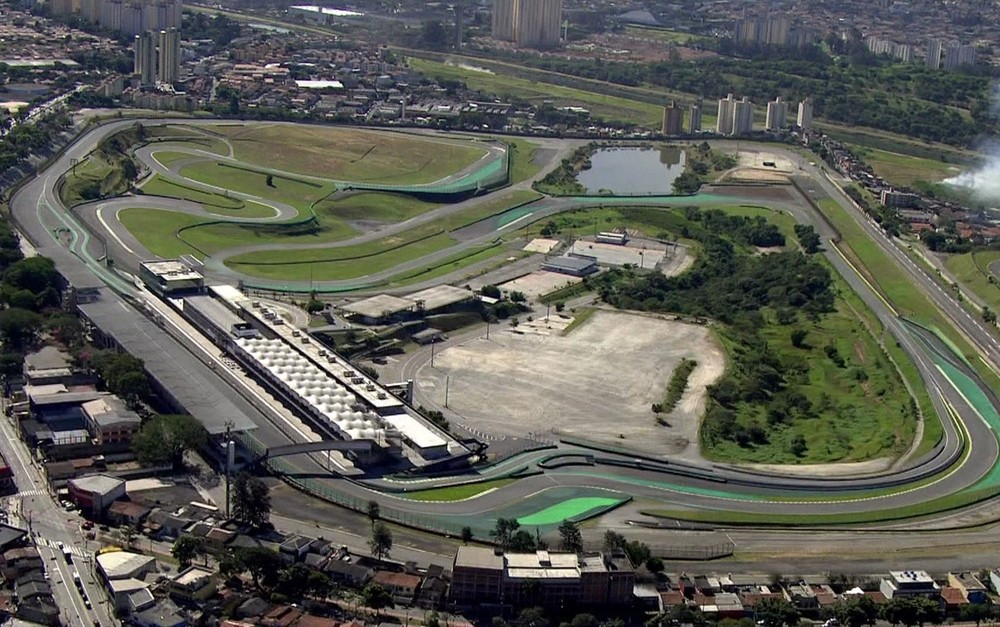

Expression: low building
xmin=880 ymin=189 xmax=921 ymax=209
xmin=541 ymin=255 xmax=599 ymax=277
xmin=947 ymin=572 xmax=988 ymax=604
xmin=81 ymin=396 xmax=141 ymax=445
xmin=880 ymin=570 xmax=941 ymax=599
xmin=22 ymin=347 xmax=73 ymax=385
xmin=139 ymin=259 xmax=205 ymax=295
xmin=167 ymin=565 xmax=217 ymax=603
xmin=595 ymin=231 xmax=628 ymax=246
xmin=451 ymin=547 xmax=634 ymax=609
xmin=67 ymin=474 xmax=126 ymax=515
xmin=107 ymin=501 xmax=152 ymax=527
xmin=96 ymin=550 xmax=157 ymax=582
xmin=324 ymin=557 xmax=374 ymax=588
xmin=108 ymin=577 xmax=149 ymax=612
xmin=412 ymin=328 xmax=445 ymax=345
xmin=373 ymin=570 xmax=422 ymax=606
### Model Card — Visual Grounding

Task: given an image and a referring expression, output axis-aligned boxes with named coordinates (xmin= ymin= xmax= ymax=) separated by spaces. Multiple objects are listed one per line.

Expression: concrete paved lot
xmin=569 ymin=238 xmax=669 ymax=268
xmin=499 ymin=270 xmax=582 ymax=300
xmin=420 ymin=310 xmax=723 ymax=461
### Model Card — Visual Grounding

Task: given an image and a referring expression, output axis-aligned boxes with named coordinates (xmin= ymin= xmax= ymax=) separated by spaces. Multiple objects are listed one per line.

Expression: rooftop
xmin=382 ymin=411 xmax=447 ymax=450
xmin=542 ymin=255 xmax=599 ymax=271
xmin=183 ymin=294 xmax=245 ymax=330
xmin=140 ymin=260 xmax=203 ymax=282
xmin=341 ymin=294 xmax=413 ymax=319
xmin=97 ymin=551 xmax=156 ymax=580
xmin=23 ymin=346 xmax=71 ymax=373
xmin=454 ymin=546 xmax=504 ymax=570
xmin=81 ymin=397 xmax=141 ymax=427
xmin=889 ymin=570 xmax=935 ymax=584
xmin=69 ymin=474 xmax=125 ymax=496
xmin=173 ymin=565 xmax=215 ymax=588
xmin=406 ymin=285 xmax=474 ymax=311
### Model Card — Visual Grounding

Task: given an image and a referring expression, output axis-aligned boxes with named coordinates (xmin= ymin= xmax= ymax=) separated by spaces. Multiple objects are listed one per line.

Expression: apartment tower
xmin=716 ymin=93 xmax=736 ymax=135
xmin=493 ymin=0 xmax=562 ymax=48
xmin=797 ymin=98 xmax=813 ymax=131
xmin=688 ymin=102 xmax=702 ymax=134
xmin=765 ymin=96 xmax=787 ymax=131
xmin=661 ymin=101 xmax=684 ymax=135
xmin=157 ymin=27 xmax=179 ymax=83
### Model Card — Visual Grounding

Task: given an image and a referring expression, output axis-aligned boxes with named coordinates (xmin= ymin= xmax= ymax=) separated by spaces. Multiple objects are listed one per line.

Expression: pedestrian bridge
xmin=257 ymin=439 xmax=376 ymax=461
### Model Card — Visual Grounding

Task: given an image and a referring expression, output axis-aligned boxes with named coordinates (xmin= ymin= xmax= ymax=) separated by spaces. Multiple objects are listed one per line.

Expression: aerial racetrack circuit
xmin=13 ymin=116 xmax=1000 ymax=545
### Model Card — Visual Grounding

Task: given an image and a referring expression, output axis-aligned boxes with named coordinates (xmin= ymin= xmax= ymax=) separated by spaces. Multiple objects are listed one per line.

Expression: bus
xmin=62 ymin=545 xmax=73 ymax=563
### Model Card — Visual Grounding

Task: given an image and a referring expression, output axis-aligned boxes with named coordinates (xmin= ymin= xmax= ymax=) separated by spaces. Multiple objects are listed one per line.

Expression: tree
xmin=491 ymin=517 xmax=521 ymax=551
xmin=509 ymin=530 xmax=537 ymax=551
xmin=982 ymin=306 xmax=996 ymax=325
xmin=362 ymin=582 xmax=392 ymax=615
xmin=959 ymin=603 xmax=990 ymax=627
xmin=230 ymin=547 xmax=284 ymax=592
xmin=509 ymin=290 xmax=527 ymax=303
xmin=171 ymin=535 xmax=204 ymax=568
xmin=115 ymin=370 xmax=151 ymax=408
xmin=369 ymin=522 xmax=393 ymax=561
xmin=789 ymin=434 xmax=808 ymax=457
xmin=0 ymin=307 xmax=41 ymax=350
xmin=790 ymin=328 xmax=809 ymax=348
xmin=421 ymin=20 xmax=449 ymax=50
xmin=132 ymin=414 xmax=207 ymax=468
xmin=754 ymin=597 xmax=800 ymax=627
xmin=277 ymin=562 xmax=332 ymax=598
xmin=231 ymin=472 xmax=271 ymax=528
xmin=461 ymin=526 xmax=473 ymax=544
xmin=557 ymin=520 xmax=583 ymax=553
xmin=118 ymin=525 xmax=136 ymax=548
xmin=2 ymin=256 xmax=59 ymax=298
xmin=794 ymin=224 xmax=822 ymax=254
xmin=645 ymin=556 xmax=665 ymax=573
xmin=366 ymin=500 xmax=380 ymax=528
xmin=265 ymin=174 xmax=274 ymax=187
xmin=570 ymin=614 xmax=598 ymax=627
xmin=481 ymin=284 xmax=501 ymax=299
xmin=603 ymin=530 xmax=626 ymax=553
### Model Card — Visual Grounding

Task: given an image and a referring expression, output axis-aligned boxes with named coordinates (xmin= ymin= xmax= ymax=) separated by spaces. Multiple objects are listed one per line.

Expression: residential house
xmin=167 ymin=566 xmax=217 ymax=603
xmin=947 ymin=572 xmax=988 ymax=604
xmin=108 ymin=501 xmax=152 ymax=527
xmin=374 ymin=570 xmax=422 ymax=606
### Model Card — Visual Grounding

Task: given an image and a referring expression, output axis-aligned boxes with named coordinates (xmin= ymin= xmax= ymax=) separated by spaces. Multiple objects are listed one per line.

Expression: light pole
xmin=223 ymin=420 xmax=235 ymax=521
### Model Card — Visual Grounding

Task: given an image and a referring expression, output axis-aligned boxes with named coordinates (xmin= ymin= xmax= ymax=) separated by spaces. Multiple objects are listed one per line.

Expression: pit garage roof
xmin=183 ymin=294 xmax=244 ymax=329
xmin=406 ymin=285 xmax=474 ymax=311
xmin=78 ymin=289 xmax=258 ymax=434
xmin=382 ymin=411 xmax=447 ymax=450
xmin=341 ymin=294 xmax=413 ymax=319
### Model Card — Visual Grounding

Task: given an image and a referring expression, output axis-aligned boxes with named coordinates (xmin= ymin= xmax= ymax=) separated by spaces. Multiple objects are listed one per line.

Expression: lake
xmin=576 ymin=146 xmax=686 ymax=195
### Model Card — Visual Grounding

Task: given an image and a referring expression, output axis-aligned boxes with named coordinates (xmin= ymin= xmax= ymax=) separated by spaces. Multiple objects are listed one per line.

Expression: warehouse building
xmin=68 ymin=474 xmax=126 ymax=516
xmin=541 ymin=254 xmax=599 ymax=277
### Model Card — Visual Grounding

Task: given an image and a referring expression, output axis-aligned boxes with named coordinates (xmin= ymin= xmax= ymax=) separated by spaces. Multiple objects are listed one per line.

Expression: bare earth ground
xmin=498 ymin=270 xmax=582 ymax=300
xmin=419 ymin=310 xmax=724 ymax=462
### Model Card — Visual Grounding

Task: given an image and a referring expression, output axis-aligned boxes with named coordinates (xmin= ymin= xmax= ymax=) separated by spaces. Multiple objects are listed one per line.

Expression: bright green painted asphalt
xmin=517 ymin=497 xmax=625 ymax=525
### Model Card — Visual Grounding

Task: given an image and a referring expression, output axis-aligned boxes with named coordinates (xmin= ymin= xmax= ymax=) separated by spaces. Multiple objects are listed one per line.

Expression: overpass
xmin=257 ymin=439 xmax=376 ymax=461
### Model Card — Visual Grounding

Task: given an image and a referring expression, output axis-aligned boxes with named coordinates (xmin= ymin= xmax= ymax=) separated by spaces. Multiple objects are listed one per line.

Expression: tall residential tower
xmin=492 ymin=0 xmax=562 ymax=48
xmin=766 ymin=96 xmax=787 ymax=131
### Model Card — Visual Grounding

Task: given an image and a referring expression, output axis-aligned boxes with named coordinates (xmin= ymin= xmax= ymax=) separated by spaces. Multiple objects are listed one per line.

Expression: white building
xmin=157 ymin=28 xmax=179 ymax=84
xmin=797 ymin=98 xmax=813 ymax=131
xmin=732 ymin=96 xmax=754 ymax=135
xmin=926 ymin=38 xmax=942 ymax=69
xmin=716 ymin=93 xmax=736 ymax=135
xmin=765 ymin=97 xmax=787 ymax=131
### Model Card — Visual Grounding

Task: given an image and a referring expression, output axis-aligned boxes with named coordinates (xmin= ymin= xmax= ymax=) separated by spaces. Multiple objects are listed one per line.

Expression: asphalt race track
xmin=12 ymin=117 xmax=1000 ymax=543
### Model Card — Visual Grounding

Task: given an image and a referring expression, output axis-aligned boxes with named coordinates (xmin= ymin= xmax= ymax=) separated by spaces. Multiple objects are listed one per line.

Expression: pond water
xmin=576 ymin=146 xmax=686 ymax=195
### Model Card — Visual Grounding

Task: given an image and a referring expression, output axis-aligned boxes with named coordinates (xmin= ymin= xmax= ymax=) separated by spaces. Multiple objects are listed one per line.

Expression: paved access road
xmin=10 ymin=117 xmax=1000 ymax=562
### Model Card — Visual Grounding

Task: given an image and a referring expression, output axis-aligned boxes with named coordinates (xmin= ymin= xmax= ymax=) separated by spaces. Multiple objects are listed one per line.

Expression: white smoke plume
xmin=943 ymin=84 xmax=1000 ymax=203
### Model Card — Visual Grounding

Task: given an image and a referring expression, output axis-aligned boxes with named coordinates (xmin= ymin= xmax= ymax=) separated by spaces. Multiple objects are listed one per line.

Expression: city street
xmin=0 ymin=402 xmax=115 ymax=627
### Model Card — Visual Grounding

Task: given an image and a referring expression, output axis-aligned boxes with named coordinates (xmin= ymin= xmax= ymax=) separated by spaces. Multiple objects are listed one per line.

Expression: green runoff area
xmin=817 ymin=196 xmax=1000 ymax=396
xmin=138 ymin=174 xmax=277 ymax=218
xmin=944 ymin=251 xmax=1000 ymax=312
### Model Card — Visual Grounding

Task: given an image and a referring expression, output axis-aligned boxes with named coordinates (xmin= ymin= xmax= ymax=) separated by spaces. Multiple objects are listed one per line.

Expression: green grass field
xmin=944 ymin=250 xmax=1000 ymax=311
xmin=502 ymin=137 xmax=543 ymax=184
xmin=409 ymin=57 xmax=665 ymax=128
xmin=225 ymin=228 xmax=457 ymax=281
xmin=213 ymin=124 xmax=488 ymax=184
xmin=315 ymin=192 xmax=440 ymax=223
xmin=180 ymin=161 xmax=332 ymax=213
xmin=401 ymin=478 xmax=515 ymax=502
xmin=388 ymin=243 xmax=515 ymax=287
xmin=849 ymin=146 xmax=960 ymax=187
xmin=118 ymin=209 xmax=207 ymax=258
xmin=624 ymin=25 xmax=709 ymax=45
xmin=139 ymin=175 xmax=277 ymax=218
xmin=149 ymin=150 xmax=203 ymax=167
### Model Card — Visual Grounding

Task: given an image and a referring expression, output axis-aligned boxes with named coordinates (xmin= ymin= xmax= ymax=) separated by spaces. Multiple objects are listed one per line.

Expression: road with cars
xmin=9 ymin=117 xmax=1000 ymax=564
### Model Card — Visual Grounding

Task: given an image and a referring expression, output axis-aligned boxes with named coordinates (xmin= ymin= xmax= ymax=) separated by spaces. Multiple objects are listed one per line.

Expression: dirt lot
xmin=499 ymin=271 xmax=582 ymax=300
xmin=419 ymin=310 xmax=724 ymax=461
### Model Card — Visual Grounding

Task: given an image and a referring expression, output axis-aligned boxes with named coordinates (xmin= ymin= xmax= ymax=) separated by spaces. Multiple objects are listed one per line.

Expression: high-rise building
xmin=943 ymin=43 xmax=976 ymax=71
xmin=716 ymin=93 xmax=736 ymax=135
xmin=492 ymin=0 xmax=515 ymax=40
xmin=765 ymin=96 xmax=787 ymax=131
xmin=157 ymin=27 xmax=179 ymax=84
xmin=134 ymin=30 xmax=156 ymax=86
xmin=732 ymin=96 xmax=754 ymax=135
xmin=797 ymin=98 xmax=813 ymax=131
xmin=689 ymin=102 xmax=702 ymax=134
xmin=513 ymin=0 xmax=562 ymax=48
xmin=493 ymin=0 xmax=561 ymax=48
xmin=926 ymin=39 xmax=942 ymax=69
xmin=661 ymin=101 xmax=683 ymax=135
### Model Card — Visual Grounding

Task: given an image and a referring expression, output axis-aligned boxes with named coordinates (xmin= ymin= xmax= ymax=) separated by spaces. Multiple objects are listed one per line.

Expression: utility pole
xmin=223 ymin=420 xmax=235 ymax=521
xmin=445 ymin=375 xmax=450 ymax=408
xmin=430 ymin=340 xmax=435 ymax=368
